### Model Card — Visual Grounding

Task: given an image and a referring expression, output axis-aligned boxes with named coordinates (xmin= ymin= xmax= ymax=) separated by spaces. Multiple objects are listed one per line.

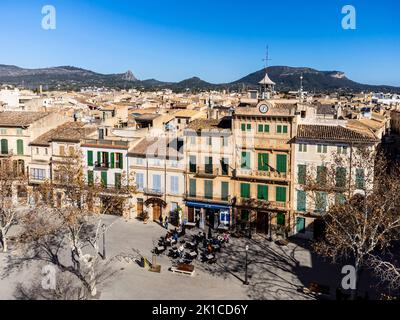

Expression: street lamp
xmin=244 ymin=245 xmax=249 ymax=285
xmin=102 ymin=224 xmax=106 ymax=260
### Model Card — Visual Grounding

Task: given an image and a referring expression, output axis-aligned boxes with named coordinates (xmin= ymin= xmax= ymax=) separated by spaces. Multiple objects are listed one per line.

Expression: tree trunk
xmin=351 ymin=258 xmax=360 ymax=300
xmin=0 ymin=229 xmax=7 ymax=253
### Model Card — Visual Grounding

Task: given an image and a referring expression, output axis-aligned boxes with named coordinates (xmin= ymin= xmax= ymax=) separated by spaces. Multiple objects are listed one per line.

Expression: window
xmin=17 ymin=139 xmax=23 ymax=155
xmin=258 ymin=124 xmax=270 ymax=133
xmin=115 ymin=173 xmax=122 ymax=189
xmin=356 ymin=169 xmax=365 ymax=189
xmin=257 ymin=185 xmax=268 ymax=200
xmin=171 ymin=202 xmax=178 ymax=212
xmin=296 ymin=217 xmax=306 ymax=233
xmin=240 ymin=183 xmax=250 ymax=198
xmin=205 ymin=156 xmax=213 ymax=174
xmin=68 ymin=146 xmax=74 ymax=156
xmin=276 ymin=186 xmax=287 ymax=202
xmin=221 ymin=182 xmax=229 ymax=201
xmin=315 ymin=192 xmax=327 ymax=212
xmin=115 ymin=153 xmax=123 ymax=169
xmin=170 ymin=176 xmax=179 ymax=194
xmin=337 ymin=146 xmax=348 ymax=155
xmin=317 ymin=144 xmax=328 ymax=154
xmin=247 ymin=124 xmax=251 ymax=131
xmin=241 ymin=151 xmax=251 ymax=169
xmin=87 ymin=151 xmax=93 ymax=166
xmin=222 ymin=136 xmax=228 ymax=147
xmin=135 ymin=172 xmax=144 ymax=190
xmin=335 ymin=193 xmax=346 ymax=206
xmin=258 ymin=153 xmax=269 ymax=171
xmin=0 ymin=139 xmax=8 ymax=155
xmin=152 ymin=174 xmax=161 ymax=192
xmin=204 ymin=180 xmax=213 ymax=199
xmin=45 ymin=148 xmax=48 ymax=155
xmin=221 ymin=158 xmax=229 ymax=175
xmin=207 ymin=137 xmax=212 ymax=146
xmin=110 ymin=153 xmax=115 ymax=168
xmin=59 ymin=145 xmax=65 ymax=156
xmin=87 ymin=170 xmax=94 ymax=185
xmin=297 ymin=190 xmax=306 ymax=212
xmin=277 ymin=125 xmax=288 ymax=134
xmin=31 ymin=168 xmax=46 ymax=180
xmin=336 ymin=167 xmax=347 ymax=188
xmin=135 ymin=157 xmax=144 ymax=165
xmin=0 ymin=129 xmax=7 ymax=135
xmin=317 ymin=166 xmax=327 ymax=186
xmin=189 ymin=155 xmax=196 ymax=173
xmin=298 ymin=144 xmax=307 ymax=152
xmin=36 ymin=148 xmax=39 ymax=155
xmin=241 ymin=123 xmax=251 ymax=132
xmin=190 ymin=136 xmax=196 ymax=145
xmin=276 ymin=154 xmax=287 ymax=173
xmin=189 ymin=179 xmax=196 ymax=197
xmin=298 ymin=164 xmax=306 ymax=185
xmin=16 ymin=128 xmax=23 ymax=135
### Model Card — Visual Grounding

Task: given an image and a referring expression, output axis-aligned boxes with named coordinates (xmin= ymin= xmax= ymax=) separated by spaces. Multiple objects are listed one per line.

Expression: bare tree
xmin=303 ymin=146 xmax=400 ymax=298
xmin=11 ymin=150 xmax=133 ymax=298
xmin=0 ymin=159 xmax=27 ymax=252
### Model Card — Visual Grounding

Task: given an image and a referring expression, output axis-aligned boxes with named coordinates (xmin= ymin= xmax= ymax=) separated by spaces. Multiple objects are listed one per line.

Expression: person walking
xmin=164 ymin=216 xmax=169 ymax=229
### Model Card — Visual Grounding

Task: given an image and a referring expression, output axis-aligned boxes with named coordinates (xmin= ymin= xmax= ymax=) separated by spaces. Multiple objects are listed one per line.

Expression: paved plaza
xmin=0 ymin=215 xmax=378 ymax=300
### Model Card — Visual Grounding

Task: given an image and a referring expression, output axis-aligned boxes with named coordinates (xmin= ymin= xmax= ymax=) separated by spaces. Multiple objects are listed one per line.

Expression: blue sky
xmin=0 ymin=0 xmax=399 ymax=85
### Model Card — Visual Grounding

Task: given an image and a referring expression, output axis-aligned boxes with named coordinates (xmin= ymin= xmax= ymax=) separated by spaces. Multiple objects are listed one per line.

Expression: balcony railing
xmin=0 ymin=149 xmax=13 ymax=157
xmin=83 ymin=139 xmax=130 ymax=148
xmin=94 ymin=161 xmax=109 ymax=170
xmin=194 ymin=166 xmax=219 ymax=178
xmin=143 ymin=188 xmax=164 ymax=197
xmin=237 ymin=169 xmax=291 ymax=180
xmin=185 ymin=193 xmax=231 ymax=203
xmin=236 ymin=197 xmax=290 ymax=210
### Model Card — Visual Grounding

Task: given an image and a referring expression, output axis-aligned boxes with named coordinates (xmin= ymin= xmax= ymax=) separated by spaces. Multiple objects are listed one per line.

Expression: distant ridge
xmin=0 ymin=64 xmax=399 ymax=93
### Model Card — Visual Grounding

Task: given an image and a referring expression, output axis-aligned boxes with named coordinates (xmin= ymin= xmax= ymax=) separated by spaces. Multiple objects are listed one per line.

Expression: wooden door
xmin=153 ymin=204 xmax=161 ymax=222
xmin=256 ymin=212 xmax=268 ymax=234
xmin=188 ymin=207 xmax=194 ymax=223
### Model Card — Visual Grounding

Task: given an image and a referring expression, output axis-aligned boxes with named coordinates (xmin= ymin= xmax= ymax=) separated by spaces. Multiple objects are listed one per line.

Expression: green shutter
xmin=277 ymin=213 xmax=285 ymax=226
xmin=241 ymin=123 xmax=246 ymax=131
xmin=297 ymin=190 xmax=306 ymax=211
xmin=115 ymin=173 xmax=121 ymax=189
xmin=240 ymin=183 xmax=250 ymax=198
xmin=356 ymin=169 xmax=365 ymax=189
xmin=257 ymin=185 xmax=268 ymax=200
xmin=101 ymin=172 xmax=107 ymax=188
xmin=258 ymin=124 xmax=264 ymax=132
xmin=241 ymin=151 xmax=250 ymax=169
xmin=276 ymin=154 xmax=287 ymax=173
xmin=105 ymin=152 xmax=109 ymax=167
xmin=335 ymin=193 xmax=346 ymax=206
xmin=87 ymin=151 xmax=93 ymax=166
xmin=97 ymin=151 xmax=101 ymax=165
xmin=189 ymin=179 xmax=196 ymax=197
xmin=298 ymin=164 xmax=306 ymax=185
xmin=258 ymin=153 xmax=269 ymax=171
xmin=246 ymin=124 xmax=251 ymax=131
xmin=204 ymin=180 xmax=213 ymax=199
xmin=276 ymin=186 xmax=287 ymax=202
xmin=110 ymin=153 xmax=115 ymax=168
xmin=221 ymin=182 xmax=229 ymax=201
xmin=336 ymin=167 xmax=346 ymax=188
xmin=1 ymin=139 xmax=8 ymax=154
xmin=17 ymin=139 xmax=23 ymax=155
xmin=265 ymin=124 xmax=270 ymax=133
xmin=316 ymin=192 xmax=327 ymax=212
xmin=277 ymin=125 xmax=282 ymax=133
xmin=317 ymin=166 xmax=326 ymax=186
xmin=87 ymin=170 xmax=94 ymax=185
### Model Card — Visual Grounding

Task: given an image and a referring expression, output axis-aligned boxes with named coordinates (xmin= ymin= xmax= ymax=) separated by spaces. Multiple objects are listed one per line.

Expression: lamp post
xmin=244 ymin=245 xmax=249 ymax=285
xmin=102 ymin=224 xmax=106 ymax=260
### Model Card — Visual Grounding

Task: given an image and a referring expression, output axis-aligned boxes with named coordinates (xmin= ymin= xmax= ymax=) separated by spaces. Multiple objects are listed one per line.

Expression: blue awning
xmin=185 ymin=201 xmax=231 ymax=211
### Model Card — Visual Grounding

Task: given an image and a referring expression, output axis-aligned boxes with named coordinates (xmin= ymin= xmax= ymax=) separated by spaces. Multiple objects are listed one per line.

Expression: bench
xmin=170 ymin=264 xmax=195 ymax=276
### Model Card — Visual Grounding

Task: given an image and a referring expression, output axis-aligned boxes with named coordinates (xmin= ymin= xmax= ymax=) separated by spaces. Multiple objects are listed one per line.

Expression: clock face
xmin=259 ymin=104 xmax=269 ymax=114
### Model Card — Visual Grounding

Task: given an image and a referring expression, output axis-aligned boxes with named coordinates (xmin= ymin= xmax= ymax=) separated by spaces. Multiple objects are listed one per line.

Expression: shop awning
xmin=185 ymin=201 xmax=231 ymax=211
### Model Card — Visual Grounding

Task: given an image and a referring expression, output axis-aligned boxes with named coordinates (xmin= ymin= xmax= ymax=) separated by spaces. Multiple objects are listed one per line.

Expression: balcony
xmin=82 ymin=139 xmax=130 ymax=148
xmin=194 ymin=166 xmax=219 ymax=178
xmin=144 ymin=188 xmax=164 ymax=197
xmin=0 ymin=149 xmax=13 ymax=157
xmin=236 ymin=197 xmax=290 ymax=210
xmin=237 ymin=169 xmax=291 ymax=180
xmin=94 ymin=161 xmax=110 ymax=171
xmin=185 ymin=193 xmax=231 ymax=204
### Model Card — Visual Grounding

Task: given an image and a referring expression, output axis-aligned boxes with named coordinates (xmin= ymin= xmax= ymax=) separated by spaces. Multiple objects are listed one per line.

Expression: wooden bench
xmin=170 ymin=264 xmax=195 ymax=276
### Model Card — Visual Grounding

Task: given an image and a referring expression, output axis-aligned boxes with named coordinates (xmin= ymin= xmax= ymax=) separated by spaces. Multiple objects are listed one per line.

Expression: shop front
xmin=185 ymin=201 xmax=231 ymax=230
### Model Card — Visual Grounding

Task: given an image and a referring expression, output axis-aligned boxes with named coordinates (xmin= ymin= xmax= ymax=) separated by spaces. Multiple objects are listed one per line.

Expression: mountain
xmin=0 ymin=64 xmax=399 ymax=93
xmin=0 ymin=65 xmax=137 ymax=89
xmin=231 ymin=66 xmax=399 ymax=93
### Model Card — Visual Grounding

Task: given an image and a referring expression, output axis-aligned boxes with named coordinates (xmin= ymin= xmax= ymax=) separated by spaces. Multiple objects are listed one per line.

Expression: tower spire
xmin=260 ymin=45 xmax=275 ymax=100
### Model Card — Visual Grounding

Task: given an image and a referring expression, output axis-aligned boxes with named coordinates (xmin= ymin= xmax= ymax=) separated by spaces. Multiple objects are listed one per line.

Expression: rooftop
xmin=296 ymin=124 xmax=378 ymax=144
xmin=30 ymin=122 xmax=97 ymax=146
xmin=173 ymin=109 xmax=200 ymax=118
xmin=185 ymin=117 xmax=232 ymax=132
xmin=0 ymin=111 xmax=51 ymax=127
xmin=128 ymin=137 xmax=183 ymax=159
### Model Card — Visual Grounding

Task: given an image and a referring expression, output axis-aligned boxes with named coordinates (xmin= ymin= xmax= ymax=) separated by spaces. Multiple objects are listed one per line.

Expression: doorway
xmin=153 ymin=203 xmax=161 ymax=222
xmin=256 ymin=212 xmax=269 ymax=234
